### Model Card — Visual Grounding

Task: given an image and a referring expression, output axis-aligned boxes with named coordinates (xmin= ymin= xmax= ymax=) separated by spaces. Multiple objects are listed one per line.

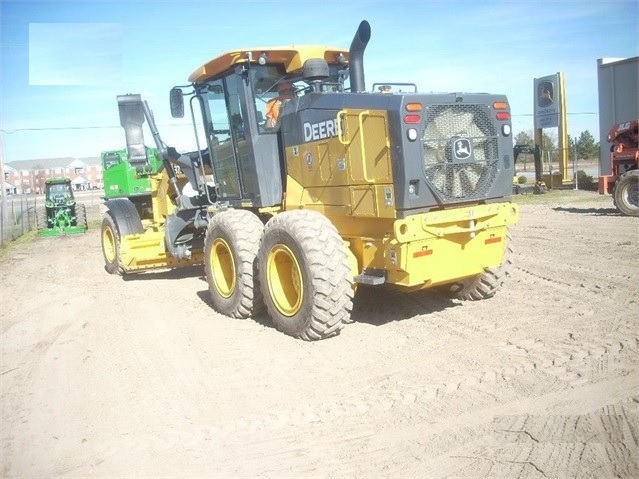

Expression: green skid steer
xmin=36 ymin=177 xmax=88 ymax=237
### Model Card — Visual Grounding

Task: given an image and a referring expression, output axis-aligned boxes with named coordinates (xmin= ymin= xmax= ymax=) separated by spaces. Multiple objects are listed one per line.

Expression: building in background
xmin=3 ymin=157 xmax=102 ymax=195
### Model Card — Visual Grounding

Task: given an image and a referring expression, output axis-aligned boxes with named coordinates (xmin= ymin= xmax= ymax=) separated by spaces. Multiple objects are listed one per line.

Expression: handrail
xmin=358 ymin=110 xmax=373 ymax=183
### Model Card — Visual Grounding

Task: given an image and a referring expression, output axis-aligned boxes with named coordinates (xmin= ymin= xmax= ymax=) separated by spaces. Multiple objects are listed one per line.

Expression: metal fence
xmin=0 ymin=191 xmax=104 ymax=247
xmin=515 ymin=146 xmax=600 ymax=190
xmin=0 ymin=195 xmax=38 ymax=246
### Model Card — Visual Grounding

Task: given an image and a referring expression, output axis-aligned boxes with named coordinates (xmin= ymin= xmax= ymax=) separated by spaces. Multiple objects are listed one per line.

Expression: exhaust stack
xmin=117 ymin=94 xmax=167 ymax=161
xmin=117 ymin=94 xmax=148 ymax=163
xmin=349 ymin=20 xmax=371 ymax=93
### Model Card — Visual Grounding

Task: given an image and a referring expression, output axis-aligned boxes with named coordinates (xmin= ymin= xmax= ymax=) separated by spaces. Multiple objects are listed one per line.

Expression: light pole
xmin=0 ymin=132 xmax=9 ymax=243
xmin=573 ymin=138 xmax=579 ymax=190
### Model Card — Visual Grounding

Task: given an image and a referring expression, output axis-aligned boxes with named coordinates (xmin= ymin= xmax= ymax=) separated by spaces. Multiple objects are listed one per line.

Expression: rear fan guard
xmin=424 ymin=161 xmax=498 ymax=200
xmin=422 ymin=104 xmax=500 ymax=201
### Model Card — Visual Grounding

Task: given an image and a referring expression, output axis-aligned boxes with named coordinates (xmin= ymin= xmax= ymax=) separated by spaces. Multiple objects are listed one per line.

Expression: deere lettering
xmin=303 ymin=119 xmax=338 ymax=142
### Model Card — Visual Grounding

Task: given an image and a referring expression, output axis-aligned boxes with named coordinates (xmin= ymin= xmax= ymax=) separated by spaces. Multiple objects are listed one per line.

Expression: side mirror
xmin=170 ymin=88 xmax=184 ymax=118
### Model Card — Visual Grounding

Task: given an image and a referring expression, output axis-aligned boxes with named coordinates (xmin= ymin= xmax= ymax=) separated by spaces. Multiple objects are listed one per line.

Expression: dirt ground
xmin=1 ymin=189 xmax=637 ymax=478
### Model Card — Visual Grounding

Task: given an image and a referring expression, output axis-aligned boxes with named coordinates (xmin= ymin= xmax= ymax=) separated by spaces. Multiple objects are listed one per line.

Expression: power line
xmin=1 ymin=123 xmax=190 ymax=134
xmin=512 ymin=112 xmax=598 ymax=117
xmin=1 ymin=126 xmax=121 ymax=133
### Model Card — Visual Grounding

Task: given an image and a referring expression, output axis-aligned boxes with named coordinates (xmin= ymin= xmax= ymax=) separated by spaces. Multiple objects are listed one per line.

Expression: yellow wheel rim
xmin=267 ymin=244 xmax=303 ymax=317
xmin=211 ymin=238 xmax=236 ymax=298
xmin=102 ymin=226 xmax=116 ymax=263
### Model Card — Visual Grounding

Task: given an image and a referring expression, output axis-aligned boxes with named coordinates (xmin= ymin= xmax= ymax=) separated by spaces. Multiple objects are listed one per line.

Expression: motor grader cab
xmin=101 ymin=20 xmax=519 ymax=340
xmin=598 ymin=119 xmax=638 ymax=216
xmin=36 ymin=177 xmax=88 ymax=236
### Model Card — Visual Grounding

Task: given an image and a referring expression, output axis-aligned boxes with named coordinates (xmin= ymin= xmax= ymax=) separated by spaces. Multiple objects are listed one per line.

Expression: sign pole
xmin=557 ymin=72 xmax=571 ymax=184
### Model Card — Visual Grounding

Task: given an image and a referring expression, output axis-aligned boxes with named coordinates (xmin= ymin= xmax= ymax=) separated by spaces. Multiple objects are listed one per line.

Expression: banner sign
xmin=534 ymin=74 xmax=560 ymax=128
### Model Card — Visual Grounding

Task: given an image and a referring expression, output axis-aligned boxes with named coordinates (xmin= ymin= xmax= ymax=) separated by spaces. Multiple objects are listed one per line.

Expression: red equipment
xmin=599 ymin=119 xmax=639 ymax=216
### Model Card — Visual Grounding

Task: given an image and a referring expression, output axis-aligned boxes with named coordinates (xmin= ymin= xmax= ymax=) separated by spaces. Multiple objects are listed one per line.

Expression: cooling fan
xmin=422 ymin=105 xmax=498 ymax=200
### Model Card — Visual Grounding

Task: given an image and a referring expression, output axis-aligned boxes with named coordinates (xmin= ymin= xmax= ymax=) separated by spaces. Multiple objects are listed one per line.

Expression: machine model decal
xmin=303 ymin=118 xmax=339 ymax=143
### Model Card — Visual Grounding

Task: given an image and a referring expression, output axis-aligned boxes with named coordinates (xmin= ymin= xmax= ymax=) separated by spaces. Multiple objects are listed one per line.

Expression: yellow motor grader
xmin=101 ymin=20 xmax=519 ymax=340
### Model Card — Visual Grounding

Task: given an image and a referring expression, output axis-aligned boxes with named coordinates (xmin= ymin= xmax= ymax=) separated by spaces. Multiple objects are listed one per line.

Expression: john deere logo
xmin=453 ymin=138 xmax=472 ymax=160
xmin=537 ymin=80 xmax=554 ymax=108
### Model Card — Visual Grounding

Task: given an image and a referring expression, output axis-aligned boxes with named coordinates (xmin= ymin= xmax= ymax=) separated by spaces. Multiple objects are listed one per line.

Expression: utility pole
xmin=0 ymin=132 xmax=9 ymax=243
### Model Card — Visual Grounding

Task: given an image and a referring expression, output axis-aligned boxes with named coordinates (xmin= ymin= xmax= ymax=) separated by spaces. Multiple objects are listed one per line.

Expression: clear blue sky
xmin=1 ymin=0 xmax=637 ymax=162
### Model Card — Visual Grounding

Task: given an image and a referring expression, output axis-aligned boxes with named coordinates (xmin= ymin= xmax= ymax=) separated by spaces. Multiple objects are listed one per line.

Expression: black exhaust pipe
xmin=349 ymin=20 xmax=371 ymax=93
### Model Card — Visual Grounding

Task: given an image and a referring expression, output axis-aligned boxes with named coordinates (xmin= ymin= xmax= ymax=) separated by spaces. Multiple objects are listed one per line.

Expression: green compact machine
xmin=36 ymin=177 xmax=88 ymax=236
xmin=101 ymin=147 xmax=163 ymax=199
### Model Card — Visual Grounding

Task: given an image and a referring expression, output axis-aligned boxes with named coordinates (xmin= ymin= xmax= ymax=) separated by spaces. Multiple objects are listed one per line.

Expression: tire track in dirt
xmin=513 ymin=254 xmax=636 ymax=296
xmin=71 ymin=317 xmax=637 ymax=472
xmin=73 ymin=262 xmax=632 ymax=468
xmin=452 ymin=410 xmax=639 ymax=478
xmin=501 ymin=327 xmax=638 ymax=387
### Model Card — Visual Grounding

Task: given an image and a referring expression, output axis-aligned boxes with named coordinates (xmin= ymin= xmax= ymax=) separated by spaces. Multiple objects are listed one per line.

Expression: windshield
xmin=248 ymin=64 xmax=346 ymax=130
xmin=250 ymin=65 xmax=302 ymax=131
xmin=49 ymin=183 xmax=70 ymax=195
xmin=47 ymin=182 xmax=72 ymax=202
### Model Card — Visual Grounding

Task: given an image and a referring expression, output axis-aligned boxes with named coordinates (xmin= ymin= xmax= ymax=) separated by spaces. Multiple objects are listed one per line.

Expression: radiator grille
xmin=422 ymin=104 xmax=499 ymax=200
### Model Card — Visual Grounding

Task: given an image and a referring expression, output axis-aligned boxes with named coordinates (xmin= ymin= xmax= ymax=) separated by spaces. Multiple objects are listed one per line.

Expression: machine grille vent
xmin=422 ymin=104 xmax=499 ymax=200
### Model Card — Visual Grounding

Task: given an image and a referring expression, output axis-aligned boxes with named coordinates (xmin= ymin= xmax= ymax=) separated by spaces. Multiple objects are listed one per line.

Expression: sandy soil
xmin=1 ymin=190 xmax=637 ymax=478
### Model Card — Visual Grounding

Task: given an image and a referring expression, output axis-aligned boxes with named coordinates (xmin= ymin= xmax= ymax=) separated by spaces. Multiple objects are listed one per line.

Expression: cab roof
xmin=46 ymin=177 xmax=71 ymax=185
xmin=188 ymin=46 xmax=349 ymax=83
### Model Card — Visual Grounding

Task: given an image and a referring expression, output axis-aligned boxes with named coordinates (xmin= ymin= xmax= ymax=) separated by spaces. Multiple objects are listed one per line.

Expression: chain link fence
xmin=0 ymin=195 xmax=38 ymax=246
xmin=514 ymin=146 xmax=600 ymax=191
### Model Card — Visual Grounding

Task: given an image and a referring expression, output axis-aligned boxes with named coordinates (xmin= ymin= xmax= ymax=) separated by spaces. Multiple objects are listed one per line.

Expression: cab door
xmin=201 ymin=75 xmax=248 ymax=200
xmin=199 ymin=66 xmax=284 ymax=207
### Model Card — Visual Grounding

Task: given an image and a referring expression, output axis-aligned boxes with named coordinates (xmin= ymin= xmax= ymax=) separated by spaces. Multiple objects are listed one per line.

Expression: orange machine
xmin=599 ymin=119 xmax=638 ymax=216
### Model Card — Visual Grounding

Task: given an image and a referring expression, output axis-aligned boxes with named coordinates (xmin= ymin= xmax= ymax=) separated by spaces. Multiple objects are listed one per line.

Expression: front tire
xmin=101 ymin=199 xmax=144 ymax=275
xmin=258 ymin=210 xmax=353 ymax=341
xmin=204 ymin=209 xmax=264 ymax=318
xmin=613 ymin=169 xmax=639 ymax=217
xmin=451 ymin=231 xmax=513 ymax=300
xmin=101 ymin=213 xmax=123 ymax=275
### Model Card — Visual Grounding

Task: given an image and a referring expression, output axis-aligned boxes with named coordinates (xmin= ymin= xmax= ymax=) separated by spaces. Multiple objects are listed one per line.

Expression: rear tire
xmin=613 ymin=169 xmax=639 ymax=217
xmin=451 ymin=231 xmax=513 ymax=300
xmin=75 ymin=203 xmax=88 ymax=229
xmin=258 ymin=210 xmax=353 ymax=341
xmin=204 ymin=209 xmax=264 ymax=318
xmin=36 ymin=207 xmax=47 ymax=231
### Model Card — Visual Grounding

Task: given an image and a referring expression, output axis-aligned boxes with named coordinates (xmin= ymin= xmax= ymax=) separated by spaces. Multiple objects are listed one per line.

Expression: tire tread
xmin=259 ymin=210 xmax=353 ymax=340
